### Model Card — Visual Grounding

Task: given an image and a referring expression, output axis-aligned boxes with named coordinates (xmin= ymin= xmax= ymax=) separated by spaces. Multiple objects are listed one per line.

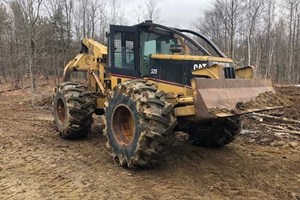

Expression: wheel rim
xmin=57 ymin=98 xmax=66 ymax=123
xmin=112 ymin=104 xmax=135 ymax=146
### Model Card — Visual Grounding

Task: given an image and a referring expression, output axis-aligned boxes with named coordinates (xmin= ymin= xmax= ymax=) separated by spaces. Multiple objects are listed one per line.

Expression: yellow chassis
xmin=63 ymin=39 xmax=256 ymax=118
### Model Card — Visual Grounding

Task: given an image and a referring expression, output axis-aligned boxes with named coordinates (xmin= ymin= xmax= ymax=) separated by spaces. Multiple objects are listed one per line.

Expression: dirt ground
xmin=0 ymin=80 xmax=300 ymax=200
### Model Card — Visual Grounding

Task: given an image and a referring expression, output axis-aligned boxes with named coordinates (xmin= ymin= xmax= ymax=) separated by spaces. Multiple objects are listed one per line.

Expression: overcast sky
xmin=123 ymin=0 xmax=212 ymax=28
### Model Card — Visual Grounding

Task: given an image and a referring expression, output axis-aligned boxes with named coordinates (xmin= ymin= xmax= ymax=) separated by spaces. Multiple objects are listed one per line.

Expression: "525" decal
xmin=151 ymin=69 xmax=158 ymax=74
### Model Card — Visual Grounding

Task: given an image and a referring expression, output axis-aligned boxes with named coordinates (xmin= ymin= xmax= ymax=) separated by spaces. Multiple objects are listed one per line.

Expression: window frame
xmin=108 ymin=25 xmax=140 ymax=77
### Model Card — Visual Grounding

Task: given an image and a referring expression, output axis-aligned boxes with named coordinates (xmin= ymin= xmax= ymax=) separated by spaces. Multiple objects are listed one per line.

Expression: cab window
xmin=140 ymin=31 xmax=179 ymax=76
xmin=113 ymin=32 xmax=135 ymax=70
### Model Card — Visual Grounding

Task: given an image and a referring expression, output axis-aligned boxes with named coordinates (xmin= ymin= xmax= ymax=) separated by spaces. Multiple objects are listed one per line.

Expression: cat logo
xmin=193 ymin=63 xmax=207 ymax=70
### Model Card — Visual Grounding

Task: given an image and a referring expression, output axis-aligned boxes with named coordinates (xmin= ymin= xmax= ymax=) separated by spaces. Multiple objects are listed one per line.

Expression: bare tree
xmin=132 ymin=4 xmax=144 ymax=24
xmin=245 ymin=0 xmax=264 ymax=66
xmin=263 ymin=0 xmax=276 ymax=79
xmin=285 ymin=0 xmax=300 ymax=82
xmin=98 ymin=3 xmax=108 ymax=43
xmin=217 ymin=0 xmax=245 ymax=60
xmin=13 ymin=0 xmax=43 ymax=92
xmin=63 ymin=0 xmax=73 ymax=58
xmin=108 ymin=0 xmax=127 ymax=25
xmin=144 ymin=0 xmax=160 ymax=22
xmin=0 ymin=3 xmax=10 ymax=83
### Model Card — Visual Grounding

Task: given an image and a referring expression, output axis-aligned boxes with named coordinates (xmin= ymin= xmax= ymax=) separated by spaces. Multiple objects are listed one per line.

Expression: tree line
xmin=196 ymin=0 xmax=300 ymax=84
xmin=0 ymin=0 xmax=299 ymax=93
xmin=0 ymin=0 xmax=160 ymax=91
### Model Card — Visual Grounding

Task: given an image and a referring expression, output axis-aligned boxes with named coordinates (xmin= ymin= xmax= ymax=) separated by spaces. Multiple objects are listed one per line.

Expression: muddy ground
xmin=0 ymin=80 xmax=299 ymax=200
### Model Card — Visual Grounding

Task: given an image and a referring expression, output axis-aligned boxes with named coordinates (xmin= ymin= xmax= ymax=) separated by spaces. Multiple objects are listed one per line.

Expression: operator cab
xmin=108 ymin=21 xmax=235 ymax=86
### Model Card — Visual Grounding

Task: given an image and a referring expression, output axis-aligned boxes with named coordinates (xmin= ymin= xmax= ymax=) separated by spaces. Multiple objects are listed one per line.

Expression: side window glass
xmin=144 ymin=40 xmax=156 ymax=56
xmin=114 ymin=33 xmax=122 ymax=68
xmin=141 ymin=31 xmax=179 ymax=76
xmin=141 ymin=39 xmax=156 ymax=76
xmin=113 ymin=32 xmax=135 ymax=70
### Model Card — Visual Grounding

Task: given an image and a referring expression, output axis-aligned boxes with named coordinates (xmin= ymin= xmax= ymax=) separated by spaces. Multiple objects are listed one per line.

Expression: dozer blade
xmin=191 ymin=78 xmax=291 ymax=119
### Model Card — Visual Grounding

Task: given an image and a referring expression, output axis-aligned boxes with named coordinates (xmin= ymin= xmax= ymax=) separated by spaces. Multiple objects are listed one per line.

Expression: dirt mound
xmin=209 ymin=91 xmax=292 ymax=116
xmin=275 ymin=86 xmax=300 ymax=120
xmin=241 ymin=85 xmax=300 ymax=148
xmin=236 ymin=91 xmax=291 ymax=110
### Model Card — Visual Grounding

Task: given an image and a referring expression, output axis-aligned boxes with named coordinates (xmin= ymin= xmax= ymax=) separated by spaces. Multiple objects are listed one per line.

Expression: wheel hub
xmin=57 ymin=98 xmax=66 ymax=123
xmin=112 ymin=105 xmax=135 ymax=146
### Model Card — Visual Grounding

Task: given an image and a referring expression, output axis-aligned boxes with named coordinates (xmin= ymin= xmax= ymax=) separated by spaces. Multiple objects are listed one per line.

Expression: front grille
xmin=224 ymin=67 xmax=236 ymax=79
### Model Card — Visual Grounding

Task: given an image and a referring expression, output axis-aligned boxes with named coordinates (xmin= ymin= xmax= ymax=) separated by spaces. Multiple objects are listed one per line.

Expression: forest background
xmin=0 ymin=0 xmax=299 ymax=92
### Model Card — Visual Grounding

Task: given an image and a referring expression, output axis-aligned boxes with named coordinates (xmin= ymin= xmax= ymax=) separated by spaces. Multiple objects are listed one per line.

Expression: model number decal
xmin=193 ymin=63 xmax=207 ymax=70
xmin=151 ymin=69 xmax=158 ymax=74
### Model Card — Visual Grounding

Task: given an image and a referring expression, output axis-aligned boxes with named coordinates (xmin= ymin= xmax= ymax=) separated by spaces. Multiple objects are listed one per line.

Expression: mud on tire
xmin=185 ymin=116 xmax=243 ymax=148
xmin=104 ymin=80 xmax=177 ymax=169
xmin=52 ymin=82 xmax=95 ymax=139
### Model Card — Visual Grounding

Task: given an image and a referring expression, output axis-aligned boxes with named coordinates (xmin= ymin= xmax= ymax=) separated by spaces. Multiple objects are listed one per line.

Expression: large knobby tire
xmin=104 ymin=80 xmax=177 ymax=169
xmin=185 ymin=116 xmax=243 ymax=148
xmin=52 ymin=82 xmax=95 ymax=139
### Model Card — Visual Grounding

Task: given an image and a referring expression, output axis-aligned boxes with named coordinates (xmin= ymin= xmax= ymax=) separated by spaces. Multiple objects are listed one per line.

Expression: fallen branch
xmin=275 ymin=130 xmax=300 ymax=136
xmin=266 ymin=109 xmax=286 ymax=116
xmin=264 ymin=124 xmax=287 ymax=131
xmin=286 ymin=124 xmax=300 ymax=131
xmin=251 ymin=113 xmax=300 ymax=124
xmin=288 ymin=131 xmax=300 ymax=135
xmin=265 ymin=124 xmax=300 ymax=135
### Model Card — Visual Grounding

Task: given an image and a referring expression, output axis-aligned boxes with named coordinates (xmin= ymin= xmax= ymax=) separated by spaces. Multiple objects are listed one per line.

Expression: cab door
xmin=108 ymin=25 xmax=140 ymax=84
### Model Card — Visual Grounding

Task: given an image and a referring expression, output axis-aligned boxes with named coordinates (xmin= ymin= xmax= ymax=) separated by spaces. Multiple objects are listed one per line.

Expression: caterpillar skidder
xmin=53 ymin=21 xmax=290 ymax=168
